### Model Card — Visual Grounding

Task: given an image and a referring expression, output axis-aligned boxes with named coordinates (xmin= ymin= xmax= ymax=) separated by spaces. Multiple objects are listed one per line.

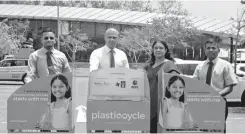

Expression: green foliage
xmin=146 ymin=15 xmax=202 ymax=49
xmin=60 ymin=29 xmax=97 ymax=61
xmin=119 ymin=15 xmax=202 ymax=64
xmin=156 ymin=1 xmax=188 ymax=15
xmin=118 ymin=28 xmax=151 ymax=63
xmin=0 ymin=19 xmax=30 ymax=55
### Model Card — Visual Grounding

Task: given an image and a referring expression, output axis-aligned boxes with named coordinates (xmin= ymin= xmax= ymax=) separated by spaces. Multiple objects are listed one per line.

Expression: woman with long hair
xmin=144 ymin=40 xmax=180 ymax=133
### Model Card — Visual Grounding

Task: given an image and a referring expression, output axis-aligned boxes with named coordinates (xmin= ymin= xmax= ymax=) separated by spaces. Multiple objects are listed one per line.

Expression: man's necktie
xmin=46 ymin=51 xmax=55 ymax=75
xmin=110 ymin=49 xmax=115 ymax=68
xmin=206 ymin=61 xmax=214 ymax=85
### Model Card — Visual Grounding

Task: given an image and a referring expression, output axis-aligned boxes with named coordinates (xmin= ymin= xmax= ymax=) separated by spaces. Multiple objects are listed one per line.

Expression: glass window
xmin=107 ymin=24 xmax=121 ymax=32
xmin=50 ymin=21 xmax=57 ymax=35
xmin=96 ymin=23 xmax=107 ymax=38
xmin=36 ymin=20 xmax=42 ymax=30
xmin=16 ymin=60 xmax=26 ymax=66
xmin=71 ymin=21 xmax=80 ymax=32
xmin=25 ymin=60 xmax=28 ymax=66
xmin=60 ymin=21 xmax=69 ymax=35
xmin=1 ymin=60 xmax=14 ymax=67
xmin=81 ymin=22 xmax=95 ymax=37
xmin=42 ymin=20 xmax=50 ymax=28
xmin=29 ymin=19 xmax=37 ymax=31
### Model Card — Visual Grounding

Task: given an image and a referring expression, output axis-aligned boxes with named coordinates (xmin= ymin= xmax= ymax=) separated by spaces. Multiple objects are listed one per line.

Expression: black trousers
xmin=150 ymin=116 xmax=158 ymax=133
xmin=224 ymin=98 xmax=228 ymax=133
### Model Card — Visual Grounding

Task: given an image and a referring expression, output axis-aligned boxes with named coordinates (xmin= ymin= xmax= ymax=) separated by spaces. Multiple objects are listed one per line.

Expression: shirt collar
xmin=206 ymin=57 xmax=219 ymax=65
xmin=104 ymin=45 xmax=115 ymax=54
xmin=40 ymin=47 xmax=55 ymax=54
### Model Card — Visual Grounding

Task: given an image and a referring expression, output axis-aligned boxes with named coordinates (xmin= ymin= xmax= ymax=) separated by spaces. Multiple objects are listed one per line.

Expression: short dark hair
xmin=42 ymin=27 xmax=55 ymax=34
xmin=204 ymin=38 xmax=220 ymax=48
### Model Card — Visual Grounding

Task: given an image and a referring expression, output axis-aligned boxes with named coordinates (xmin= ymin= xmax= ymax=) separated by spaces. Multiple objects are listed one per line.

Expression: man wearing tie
xmin=89 ymin=28 xmax=129 ymax=133
xmin=193 ymin=39 xmax=237 ymax=133
xmin=89 ymin=28 xmax=129 ymax=72
xmin=25 ymin=27 xmax=71 ymax=83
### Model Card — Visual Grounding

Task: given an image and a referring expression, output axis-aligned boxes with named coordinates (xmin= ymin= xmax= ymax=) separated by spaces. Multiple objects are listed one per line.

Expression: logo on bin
xmin=131 ymin=80 xmax=138 ymax=89
xmin=91 ymin=111 xmax=146 ymax=122
xmin=94 ymin=81 xmax=110 ymax=86
xmin=116 ymin=81 xmax=126 ymax=88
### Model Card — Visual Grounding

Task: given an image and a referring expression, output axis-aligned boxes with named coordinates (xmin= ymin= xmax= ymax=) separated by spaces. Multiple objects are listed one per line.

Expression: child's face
xmin=168 ymin=79 xmax=184 ymax=99
xmin=51 ymin=79 xmax=67 ymax=99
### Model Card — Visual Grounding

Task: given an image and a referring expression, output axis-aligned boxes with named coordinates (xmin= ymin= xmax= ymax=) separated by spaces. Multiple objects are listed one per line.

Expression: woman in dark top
xmin=144 ymin=40 xmax=180 ymax=133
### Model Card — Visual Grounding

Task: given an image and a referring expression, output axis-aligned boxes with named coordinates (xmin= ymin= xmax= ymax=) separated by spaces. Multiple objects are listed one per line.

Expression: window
xmin=96 ymin=23 xmax=107 ymax=38
xmin=1 ymin=60 xmax=14 ymax=67
xmin=42 ymin=20 xmax=50 ymax=28
xmin=25 ymin=60 xmax=28 ymax=66
xmin=71 ymin=21 xmax=80 ymax=32
xmin=81 ymin=22 xmax=95 ymax=37
xmin=16 ymin=60 xmax=26 ymax=66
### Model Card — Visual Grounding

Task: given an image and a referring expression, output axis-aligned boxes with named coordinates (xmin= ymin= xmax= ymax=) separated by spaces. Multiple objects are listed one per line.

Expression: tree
xmin=156 ymin=1 xmax=188 ymax=15
xmin=230 ymin=7 xmax=245 ymax=73
xmin=118 ymin=28 xmax=151 ymax=64
xmin=0 ymin=19 xmax=30 ymax=56
xmin=59 ymin=29 xmax=97 ymax=64
xmin=118 ymin=1 xmax=202 ymax=65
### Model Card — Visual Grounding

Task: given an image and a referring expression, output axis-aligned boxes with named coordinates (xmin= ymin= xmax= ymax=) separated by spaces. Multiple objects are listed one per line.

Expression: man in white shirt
xmin=89 ymin=28 xmax=129 ymax=72
xmin=25 ymin=27 xmax=71 ymax=83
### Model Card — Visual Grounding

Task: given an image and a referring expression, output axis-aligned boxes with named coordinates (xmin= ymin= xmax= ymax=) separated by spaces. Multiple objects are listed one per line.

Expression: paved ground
xmin=0 ymin=81 xmax=245 ymax=133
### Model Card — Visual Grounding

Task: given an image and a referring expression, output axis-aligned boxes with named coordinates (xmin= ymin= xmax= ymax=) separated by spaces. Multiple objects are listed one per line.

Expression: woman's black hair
xmin=50 ymin=74 xmax=72 ymax=103
xmin=149 ymin=40 xmax=174 ymax=66
xmin=165 ymin=75 xmax=185 ymax=103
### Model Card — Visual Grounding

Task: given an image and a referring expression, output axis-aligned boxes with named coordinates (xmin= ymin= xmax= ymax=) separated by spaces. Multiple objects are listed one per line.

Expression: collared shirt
xmin=25 ymin=47 xmax=71 ymax=83
xmin=89 ymin=45 xmax=129 ymax=72
xmin=193 ymin=57 xmax=238 ymax=94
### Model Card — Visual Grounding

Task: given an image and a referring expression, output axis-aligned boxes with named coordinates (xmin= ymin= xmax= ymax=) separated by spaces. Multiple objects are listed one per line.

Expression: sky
xmin=181 ymin=0 xmax=244 ymax=21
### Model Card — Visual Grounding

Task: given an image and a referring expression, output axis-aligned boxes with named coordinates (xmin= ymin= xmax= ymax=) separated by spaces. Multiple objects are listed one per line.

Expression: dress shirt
xmin=193 ymin=57 xmax=238 ymax=95
xmin=89 ymin=45 xmax=129 ymax=72
xmin=25 ymin=47 xmax=71 ymax=83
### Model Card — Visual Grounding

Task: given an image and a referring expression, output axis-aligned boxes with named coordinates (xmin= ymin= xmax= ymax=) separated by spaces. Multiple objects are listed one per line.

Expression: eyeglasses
xmin=108 ymin=36 xmax=118 ymax=39
xmin=44 ymin=36 xmax=55 ymax=40
xmin=206 ymin=40 xmax=213 ymax=44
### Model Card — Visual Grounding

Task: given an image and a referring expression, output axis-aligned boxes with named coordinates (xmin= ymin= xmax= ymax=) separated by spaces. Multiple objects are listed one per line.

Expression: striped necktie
xmin=206 ymin=61 xmax=214 ymax=85
xmin=46 ymin=51 xmax=55 ymax=75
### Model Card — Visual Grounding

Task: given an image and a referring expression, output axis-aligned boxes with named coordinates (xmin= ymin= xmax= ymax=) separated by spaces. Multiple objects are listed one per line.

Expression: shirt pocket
xmin=115 ymin=59 xmax=124 ymax=67
xmin=212 ymin=70 xmax=224 ymax=86
xmin=212 ymin=70 xmax=223 ymax=79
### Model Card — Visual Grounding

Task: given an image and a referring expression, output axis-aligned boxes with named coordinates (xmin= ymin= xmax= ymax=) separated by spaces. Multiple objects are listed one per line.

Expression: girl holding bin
xmin=158 ymin=75 xmax=198 ymax=131
xmin=38 ymin=74 xmax=72 ymax=131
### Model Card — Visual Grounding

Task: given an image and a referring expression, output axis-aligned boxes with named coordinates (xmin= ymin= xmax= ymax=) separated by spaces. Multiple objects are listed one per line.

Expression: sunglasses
xmin=206 ymin=40 xmax=213 ymax=44
xmin=44 ymin=36 xmax=55 ymax=40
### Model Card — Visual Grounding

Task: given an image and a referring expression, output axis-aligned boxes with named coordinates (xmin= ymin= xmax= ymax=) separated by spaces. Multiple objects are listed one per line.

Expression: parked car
xmin=0 ymin=58 xmax=28 ymax=83
xmin=4 ymin=55 xmax=14 ymax=60
xmin=175 ymin=58 xmax=245 ymax=104
xmin=232 ymin=63 xmax=245 ymax=77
